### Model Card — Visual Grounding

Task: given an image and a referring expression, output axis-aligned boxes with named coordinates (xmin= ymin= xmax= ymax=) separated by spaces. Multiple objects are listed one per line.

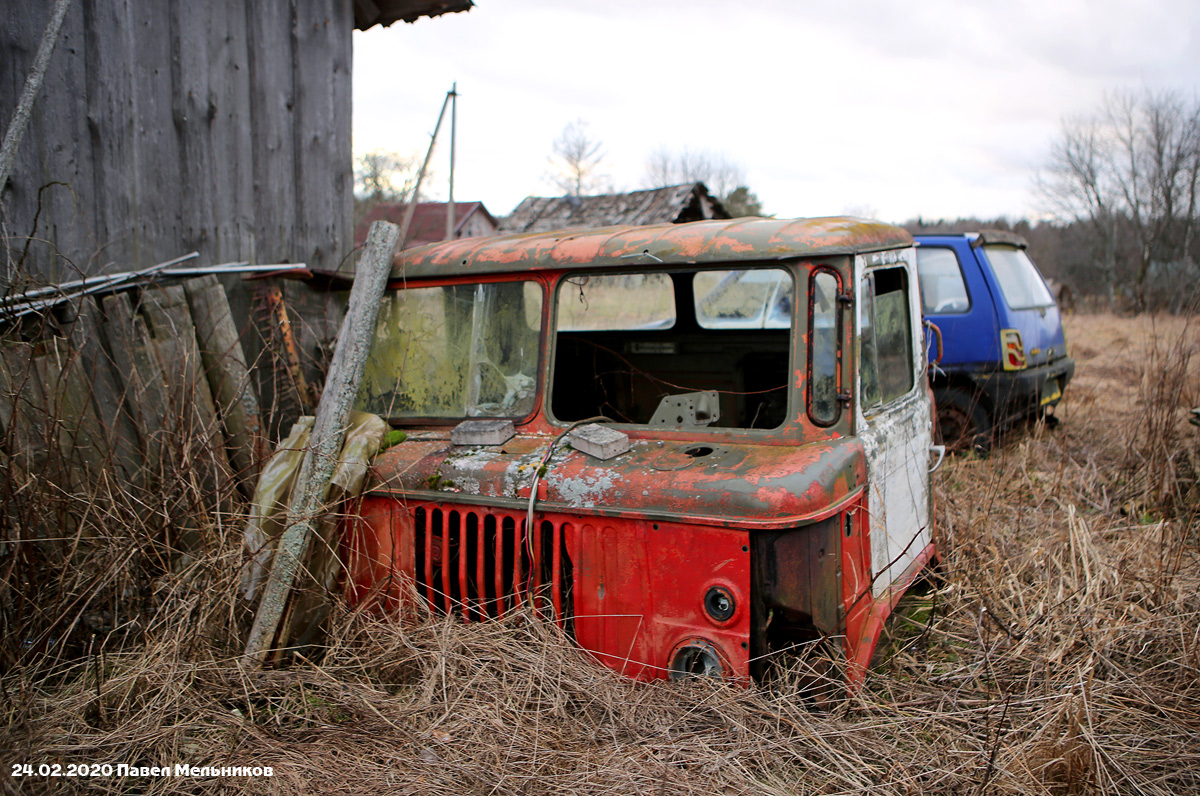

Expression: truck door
xmin=854 ymin=253 xmax=934 ymax=596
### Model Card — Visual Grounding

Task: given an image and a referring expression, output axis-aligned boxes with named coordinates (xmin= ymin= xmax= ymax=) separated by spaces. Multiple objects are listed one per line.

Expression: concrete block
xmin=569 ymin=423 xmax=630 ymax=460
xmin=451 ymin=419 xmax=515 ymax=446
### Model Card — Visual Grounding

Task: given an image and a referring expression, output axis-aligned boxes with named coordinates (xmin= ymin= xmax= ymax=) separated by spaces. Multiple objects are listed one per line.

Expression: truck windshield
xmin=358 ymin=281 xmax=543 ymax=420
xmin=984 ymin=246 xmax=1054 ymax=310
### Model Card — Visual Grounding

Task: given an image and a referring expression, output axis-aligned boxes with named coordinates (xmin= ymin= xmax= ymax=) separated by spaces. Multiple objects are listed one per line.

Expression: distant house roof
xmin=354 ymin=0 xmax=473 ymax=30
xmin=499 ymin=183 xmax=730 ymax=234
xmin=355 ymin=201 xmax=498 ymax=248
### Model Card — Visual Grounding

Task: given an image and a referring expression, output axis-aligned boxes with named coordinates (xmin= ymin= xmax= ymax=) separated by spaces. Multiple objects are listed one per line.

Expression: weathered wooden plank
xmin=210 ymin=0 xmax=256 ymax=265
xmin=244 ymin=0 xmax=299 ymax=265
xmin=184 ymin=275 xmax=266 ymax=489
xmin=127 ymin=0 xmax=184 ymax=271
xmin=0 ymin=0 xmax=72 ymax=195
xmin=292 ymin=0 xmax=355 ymax=274
xmin=69 ymin=295 xmax=142 ymax=482
xmin=82 ymin=0 xmax=141 ymax=275
xmin=0 ymin=342 xmax=50 ymax=473
xmin=172 ymin=1 xmax=218 ymax=265
xmin=101 ymin=290 xmax=167 ymax=480
xmin=245 ymin=219 xmax=400 ymax=663
xmin=31 ymin=334 xmax=105 ymax=486
xmin=139 ymin=283 xmax=234 ymax=499
xmin=2 ymin=0 xmax=94 ymax=283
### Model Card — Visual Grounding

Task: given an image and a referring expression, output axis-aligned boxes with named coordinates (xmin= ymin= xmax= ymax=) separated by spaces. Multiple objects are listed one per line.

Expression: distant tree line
xmin=908 ymin=88 xmax=1200 ymax=314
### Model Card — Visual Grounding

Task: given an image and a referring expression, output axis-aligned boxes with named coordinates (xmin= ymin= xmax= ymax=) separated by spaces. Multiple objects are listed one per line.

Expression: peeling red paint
xmin=391 ymin=216 xmax=912 ymax=281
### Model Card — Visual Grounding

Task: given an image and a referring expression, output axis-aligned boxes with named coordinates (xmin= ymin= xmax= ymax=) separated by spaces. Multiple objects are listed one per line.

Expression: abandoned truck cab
xmin=344 ymin=217 xmax=937 ymax=683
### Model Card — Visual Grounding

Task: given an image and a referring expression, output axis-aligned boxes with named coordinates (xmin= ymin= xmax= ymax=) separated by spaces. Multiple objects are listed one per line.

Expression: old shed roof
xmin=499 ymin=183 xmax=729 ymax=234
xmin=355 ymin=201 xmax=497 ymax=248
xmin=390 ymin=216 xmax=913 ymax=281
xmin=354 ymin=0 xmax=473 ymax=30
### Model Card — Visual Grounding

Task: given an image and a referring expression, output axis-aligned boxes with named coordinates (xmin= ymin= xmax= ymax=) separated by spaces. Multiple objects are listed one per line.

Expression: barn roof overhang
xmin=354 ymin=0 xmax=473 ymax=30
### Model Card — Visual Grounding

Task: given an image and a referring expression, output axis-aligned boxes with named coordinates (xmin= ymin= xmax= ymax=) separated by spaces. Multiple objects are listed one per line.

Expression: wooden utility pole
xmin=243 ymin=220 xmax=400 ymax=663
xmin=446 ymin=83 xmax=457 ymax=241
xmin=398 ymin=85 xmax=457 ymax=250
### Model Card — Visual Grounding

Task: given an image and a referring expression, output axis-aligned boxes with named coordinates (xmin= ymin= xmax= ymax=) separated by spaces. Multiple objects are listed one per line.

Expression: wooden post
xmin=70 ymin=297 xmax=143 ymax=484
xmin=0 ymin=0 xmax=72 ymax=194
xmin=140 ymin=284 xmax=234 ymax=500
xmin=101 ymin=292 xmax=169 ymax=480
xmin=184 ymin=275 xmax=267 ymax=490
xmin=243 ymin=220 xmax=399 ymax=663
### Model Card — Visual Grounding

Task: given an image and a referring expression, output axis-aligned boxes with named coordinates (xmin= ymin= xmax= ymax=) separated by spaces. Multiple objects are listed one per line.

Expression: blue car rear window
xmin=985 ymin=246 xmax=1055 ymax=310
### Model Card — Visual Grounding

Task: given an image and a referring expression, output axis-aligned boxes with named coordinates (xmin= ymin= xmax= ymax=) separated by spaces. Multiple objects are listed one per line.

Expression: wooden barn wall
xmin=0 ymin=0 xmax=355 ymax=286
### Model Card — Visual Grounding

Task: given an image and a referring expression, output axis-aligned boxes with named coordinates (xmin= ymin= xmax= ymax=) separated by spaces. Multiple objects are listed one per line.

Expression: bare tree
xmin=642 ymin=146 xmax=766 ymax=217
xmin=354 ymin=150 xmax=419 ymax=202
xmin=1036 ymin=113 xmax=1123 ymax=307
xmin=546 ymin=120 xmax=607 ymax=196
xmin=1037 ymin=88 xmax=1200 ymax=310
xmin=643 ymin=146 xmax=746 ymax=199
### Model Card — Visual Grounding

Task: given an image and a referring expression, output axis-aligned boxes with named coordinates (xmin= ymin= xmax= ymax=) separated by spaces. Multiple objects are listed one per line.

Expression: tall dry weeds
xmin=2 ymin=312 xmax=1198 ymax=795
xmin=1122 ymin=313 xmax=1200 ymax=516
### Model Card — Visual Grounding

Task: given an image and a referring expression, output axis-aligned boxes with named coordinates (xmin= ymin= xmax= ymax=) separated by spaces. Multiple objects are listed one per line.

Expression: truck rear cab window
xmin=695 ymin=268 xmax=790 ymax=329
xmin=357 ymin=281 xmax=543 ymax=419
xmin=917 ymin=247 xmax=970 ymax=314
xmin=984 ymin=245 xmax=1055 ymax=310
xmin=558 ymin=274 xmax=676 ymax=330
xmin=860 ymin=267 xmax=914 ymax=409
xmin=551 ymin=268 xmax=793 ymax=429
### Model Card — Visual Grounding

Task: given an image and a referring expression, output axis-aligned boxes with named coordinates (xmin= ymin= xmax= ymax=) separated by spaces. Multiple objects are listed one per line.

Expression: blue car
xmin=915 ymin=231 xmax=1075 ymax=451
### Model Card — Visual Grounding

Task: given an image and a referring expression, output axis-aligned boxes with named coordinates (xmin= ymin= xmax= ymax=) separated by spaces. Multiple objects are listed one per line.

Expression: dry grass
xmin=3 ymin=312 xmax=1199 ymax=795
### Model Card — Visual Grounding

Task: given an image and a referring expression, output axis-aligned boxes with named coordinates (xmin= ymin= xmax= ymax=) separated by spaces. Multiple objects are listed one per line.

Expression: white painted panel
xmin=853 ymin=251 xmax=934 ymax=598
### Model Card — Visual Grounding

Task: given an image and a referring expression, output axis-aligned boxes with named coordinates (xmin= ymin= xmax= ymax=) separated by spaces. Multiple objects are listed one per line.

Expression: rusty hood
xmin=368 ymin=432 xmax=867 ymax=530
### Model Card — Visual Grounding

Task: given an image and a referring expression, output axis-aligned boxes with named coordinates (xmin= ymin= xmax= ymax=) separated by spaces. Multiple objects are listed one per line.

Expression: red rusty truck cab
xmin=344 ymin=216 xmax=938 ymax=684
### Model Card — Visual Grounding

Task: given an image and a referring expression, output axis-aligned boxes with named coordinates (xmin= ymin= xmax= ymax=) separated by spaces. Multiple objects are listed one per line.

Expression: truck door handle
xmin=929 ymin=444 xmax=946 ymax=473
xmin=923 ymin=319 xmax=944 ymax=365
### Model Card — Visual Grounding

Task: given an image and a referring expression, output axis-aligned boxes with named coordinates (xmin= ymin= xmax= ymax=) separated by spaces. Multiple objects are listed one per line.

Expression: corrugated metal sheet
xmin=499 ymin=183 xmax=729 ymax=234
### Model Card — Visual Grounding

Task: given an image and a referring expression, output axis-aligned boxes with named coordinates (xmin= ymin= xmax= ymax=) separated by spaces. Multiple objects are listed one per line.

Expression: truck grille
xmin=412 ymin=504 xmax=573 ymax=630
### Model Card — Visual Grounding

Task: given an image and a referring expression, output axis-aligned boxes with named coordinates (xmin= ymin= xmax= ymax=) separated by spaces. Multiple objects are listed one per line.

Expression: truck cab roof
xmin=388 ymin=216 xmax=913 ymax=281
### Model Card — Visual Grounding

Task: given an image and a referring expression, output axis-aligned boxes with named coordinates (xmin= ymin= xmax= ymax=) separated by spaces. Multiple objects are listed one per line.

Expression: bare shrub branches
xmin=1037 ymin=89 xmax=1200 ymax=311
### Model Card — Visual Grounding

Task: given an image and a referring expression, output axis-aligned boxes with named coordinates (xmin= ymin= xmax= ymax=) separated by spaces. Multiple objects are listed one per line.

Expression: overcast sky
xmin=352 ymin=0 xmax=1200 ymax=224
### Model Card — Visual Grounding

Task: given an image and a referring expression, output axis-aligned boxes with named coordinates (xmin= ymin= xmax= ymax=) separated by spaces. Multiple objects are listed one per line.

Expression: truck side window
xmin=809 ymin=271 xmax=840 ymax=425
xmin=860 ymin=267 xmax=914 ymax=410
xmin=916 ymin=247 xmax=970 ymax=314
